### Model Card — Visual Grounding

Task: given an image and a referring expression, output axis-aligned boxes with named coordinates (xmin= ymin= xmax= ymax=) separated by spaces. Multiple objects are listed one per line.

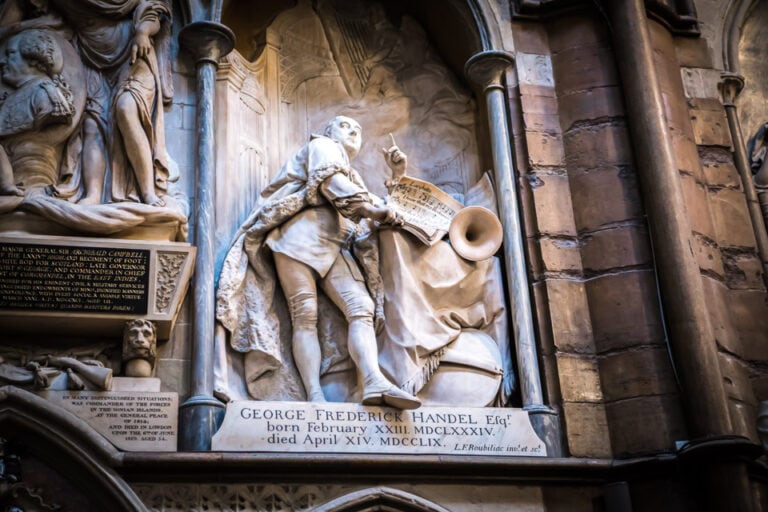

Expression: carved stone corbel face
xmin=122 ymin=319 xmax=157 ymax=378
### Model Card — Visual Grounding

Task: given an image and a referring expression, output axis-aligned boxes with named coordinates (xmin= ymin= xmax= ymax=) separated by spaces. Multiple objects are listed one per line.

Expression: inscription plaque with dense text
xmin=41 ymin=391 xmax=178 ymax=451
xmin=0 ymin=242 xmax=150 ymax=314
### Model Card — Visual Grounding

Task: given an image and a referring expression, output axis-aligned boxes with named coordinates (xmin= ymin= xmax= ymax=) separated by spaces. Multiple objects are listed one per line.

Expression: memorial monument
xmin=0 ymin=0 xmax=764 ymax=510
xmin=210 ymin=0 xmax=526 ymax=456
xmin=0 ymin=0 xmax=192 ymax=477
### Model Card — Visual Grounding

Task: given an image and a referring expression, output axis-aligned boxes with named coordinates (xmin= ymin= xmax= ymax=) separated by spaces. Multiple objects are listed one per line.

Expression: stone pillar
xmin=178 ymin=21 xmax=235 ymax=452
xmin=606 ymin=1 xmax=755 ymax=509
xmin=605 ymin=0 xmax=731 ymax=440
xmin=465 ymin=51 xmax=559 ymax=454
xmin=719 ymin=72 xmax=768 ymax=287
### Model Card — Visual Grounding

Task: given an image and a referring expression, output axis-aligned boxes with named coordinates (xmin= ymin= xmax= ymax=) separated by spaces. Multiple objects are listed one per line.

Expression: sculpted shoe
xmin=362 ymin=385 xmax=421 ymax=410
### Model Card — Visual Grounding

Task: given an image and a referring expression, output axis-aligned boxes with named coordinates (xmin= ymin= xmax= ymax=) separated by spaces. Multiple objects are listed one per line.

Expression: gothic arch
xmin=220 ymin=0 xmax=507 ymax=73
xmin=723 ymin=0 xmax=760 ymax=73
xmin=723 ymin=0 xmax=768 ymax=145
xmin=313 ymin=487 xmax=452 ymax=512
xmin=0 ymin=386 xmax=145 ymax=511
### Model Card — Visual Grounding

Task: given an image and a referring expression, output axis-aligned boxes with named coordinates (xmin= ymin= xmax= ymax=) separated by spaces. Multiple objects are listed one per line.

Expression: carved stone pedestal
xmin=213 ymin=402 xmax=546 ymax=457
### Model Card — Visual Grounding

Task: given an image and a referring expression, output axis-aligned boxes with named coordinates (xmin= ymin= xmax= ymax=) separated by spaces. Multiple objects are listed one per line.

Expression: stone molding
xmin=0 ymin=386 xmax=144 ymax=511
xmin=511 ymin=0 xmax=699 ymax=35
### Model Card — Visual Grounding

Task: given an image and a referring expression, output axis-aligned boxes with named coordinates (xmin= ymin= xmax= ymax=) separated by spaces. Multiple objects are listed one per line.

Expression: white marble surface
xmin=213 ymin=401 xmax=545 ymax=456
xmin=41 ymin=390 xmax=177 ymax=451
xmin=112 ymin=377 xmax=162 ymax=392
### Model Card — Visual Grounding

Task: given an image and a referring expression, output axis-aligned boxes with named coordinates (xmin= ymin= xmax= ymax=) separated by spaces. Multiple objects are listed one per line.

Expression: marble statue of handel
xmin=216 ymin=116 xmax=421 ymax=410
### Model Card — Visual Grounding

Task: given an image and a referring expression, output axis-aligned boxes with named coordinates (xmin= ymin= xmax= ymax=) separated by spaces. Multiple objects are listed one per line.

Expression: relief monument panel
xmin=212 ymin=0 xmax=540 ymax=455
xmin=0 ymin=0 xmax=193 ymax=465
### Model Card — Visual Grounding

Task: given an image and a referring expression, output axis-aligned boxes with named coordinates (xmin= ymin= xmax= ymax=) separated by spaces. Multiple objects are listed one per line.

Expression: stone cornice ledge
xmin=510 ymin=0 xmax=700 ymax=35
xmin=117 ymin=434 xmax=766 ymax=484
xmin=116 ymin=452 xmax=681 ymax=484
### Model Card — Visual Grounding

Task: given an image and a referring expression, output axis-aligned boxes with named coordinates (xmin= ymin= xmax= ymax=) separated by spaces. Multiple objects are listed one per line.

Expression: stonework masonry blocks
xmin=598 ymin=348 xmax=679 ymax=403
xmin=605 ymin=395 xmax=687 ymax=455
xmin=562 ymin=401 xmax=612 ymax=458
xmin=584 ymin=271 xmax=665 ymax=354
xmin=579 ymin=225 xmax=652 ymax=273
xmin=541 ymin=279 xmax=594 ymax=355
xmin=524 ymin=12 xmax=686 ymax=457
xmin=568 ymin=167 xmax=643 ymax=232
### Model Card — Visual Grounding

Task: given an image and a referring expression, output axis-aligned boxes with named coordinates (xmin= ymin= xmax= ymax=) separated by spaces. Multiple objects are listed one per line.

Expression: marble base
xmin=112 ymin=377 xmax=162 ymax=392
xmin=39 ymin=390 xmax=178 ymax=451
xmin=212 ymin=401 xmax=546 ymax=456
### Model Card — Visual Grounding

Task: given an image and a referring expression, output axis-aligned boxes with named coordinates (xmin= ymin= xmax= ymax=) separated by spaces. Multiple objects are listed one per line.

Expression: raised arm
xmin=381 ymin=140 xmax=407 ymax=191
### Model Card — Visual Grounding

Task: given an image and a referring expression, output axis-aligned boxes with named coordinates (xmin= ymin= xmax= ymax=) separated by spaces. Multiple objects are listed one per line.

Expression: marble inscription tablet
xmin=0 ymin=235 xmax=195 ymax=339
xmin=213 ymin=402 xmax=546 ymax=456
xmin=0 ymin=242 xmax=150 ymax=314
xmin=41 ymin=390 xmax=178 ymax=451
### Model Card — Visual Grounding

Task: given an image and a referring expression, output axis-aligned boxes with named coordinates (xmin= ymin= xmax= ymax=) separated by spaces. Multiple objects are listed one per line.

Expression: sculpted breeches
xmin=274 ymin=249 xmax=375 ymax=330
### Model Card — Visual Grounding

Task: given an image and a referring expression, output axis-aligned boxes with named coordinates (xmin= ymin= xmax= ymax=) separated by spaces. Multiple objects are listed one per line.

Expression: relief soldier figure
xmin=0 ymin=29 xmax=74 ymax=196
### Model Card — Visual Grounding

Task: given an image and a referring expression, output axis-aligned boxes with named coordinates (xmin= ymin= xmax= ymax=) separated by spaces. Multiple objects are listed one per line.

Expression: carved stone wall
xmin=1 ymin=0 xmax=767 ymax=510
xmin=511 ymin=12 xmax=686 ymax=458
xmin=215 ymin=0 xmax=482 ymax=231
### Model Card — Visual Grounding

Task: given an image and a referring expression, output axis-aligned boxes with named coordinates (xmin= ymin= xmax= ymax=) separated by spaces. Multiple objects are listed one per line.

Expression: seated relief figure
xmin=217 ymin=116 xmax=422 ymax=409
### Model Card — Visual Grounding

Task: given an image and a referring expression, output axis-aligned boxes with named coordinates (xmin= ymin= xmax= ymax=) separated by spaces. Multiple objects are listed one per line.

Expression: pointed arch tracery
xmin=313 ymin=487 xmax=452 ymax=512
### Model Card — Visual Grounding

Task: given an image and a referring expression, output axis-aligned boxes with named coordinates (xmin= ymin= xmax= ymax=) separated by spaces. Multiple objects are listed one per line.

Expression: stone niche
xmin=212 ymin=0 xmax=543 ymax=457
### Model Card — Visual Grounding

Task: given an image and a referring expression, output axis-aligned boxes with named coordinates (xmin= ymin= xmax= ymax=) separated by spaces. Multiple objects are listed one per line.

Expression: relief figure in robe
xmin=0 ymin=0 xmax=174 ymax=207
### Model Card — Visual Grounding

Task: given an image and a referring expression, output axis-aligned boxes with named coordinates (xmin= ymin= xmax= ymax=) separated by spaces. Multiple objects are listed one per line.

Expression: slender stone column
xmin=178 ymin=21 xmax=235 ymax=451
xmin=464 ymin=52 xmax=560 ymax=454
xmin=465 ymin=51 xmax=543 ymax=410
xmin=606 ymin=2 xmax=755 ymax=510
xmin=604 ymin=0 xmax=731 ymax=439
xmin=719 ymin=72 xmax=768 ymax=287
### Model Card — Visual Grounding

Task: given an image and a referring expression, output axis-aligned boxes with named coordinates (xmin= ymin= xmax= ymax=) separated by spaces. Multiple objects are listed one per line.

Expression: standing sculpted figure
xmin=0 ymin=0 xmax=173 ymax=206
xmin=217 ymin=116 xmax=421 ymax=409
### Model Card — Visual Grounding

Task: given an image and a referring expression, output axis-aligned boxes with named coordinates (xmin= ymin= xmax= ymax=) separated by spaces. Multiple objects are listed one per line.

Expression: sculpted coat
xmin=216 ymin=133 xmax=383 ymax=390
